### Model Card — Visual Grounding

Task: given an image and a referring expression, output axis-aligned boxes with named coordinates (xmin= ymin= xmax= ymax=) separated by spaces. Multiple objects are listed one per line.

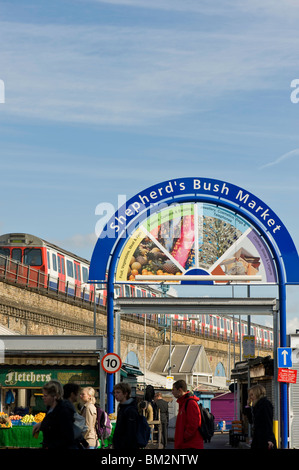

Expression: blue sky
xmin=1 ymin=0 xmax=299 ymax=333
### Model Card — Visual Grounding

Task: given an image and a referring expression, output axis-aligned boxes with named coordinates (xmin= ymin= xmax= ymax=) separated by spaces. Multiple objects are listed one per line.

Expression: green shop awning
xmin=120 ymin=364 xmax=144 ymax=378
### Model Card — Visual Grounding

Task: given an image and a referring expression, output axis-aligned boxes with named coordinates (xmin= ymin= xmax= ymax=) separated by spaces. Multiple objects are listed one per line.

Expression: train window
xmin=12 ymin=248 xmax=22 ymax=262
xmin=57 ymin=256 xmax=65 ymax=275
xmin=0 ymin=248 xmax=9 ymax=266
xmin=52 ymin=254 xmax=57 ymax=271
xmin=66 ymin=260 xmax=74 ymax=278
xmin=24 ymin=248 xmax=42 ymax=266
xmin=82 ymin=267 xmax=89 ymax=283
xmin=47 ymin=251 xmax=51 ymax=269
xmin=125 ymin=285 xmax=131 ymax=296
xmin=74 ymin=263 xmax=81 ymax=281
xmin=0 ymin=248 xmax=9 ymax=258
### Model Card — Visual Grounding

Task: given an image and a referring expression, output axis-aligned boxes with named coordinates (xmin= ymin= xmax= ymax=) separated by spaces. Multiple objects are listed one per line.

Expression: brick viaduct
xmin=0 ymin=279 xmax=271 ymax=376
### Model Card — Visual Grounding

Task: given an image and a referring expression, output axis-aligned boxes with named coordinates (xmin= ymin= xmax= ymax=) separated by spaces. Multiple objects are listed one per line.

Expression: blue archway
xmin=89 ymin=177 xmax=299 ymax=448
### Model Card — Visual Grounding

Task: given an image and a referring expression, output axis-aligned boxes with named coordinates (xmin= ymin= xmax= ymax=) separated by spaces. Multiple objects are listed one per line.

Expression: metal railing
xmin=0 ymin=254 xmax=102 ymax=308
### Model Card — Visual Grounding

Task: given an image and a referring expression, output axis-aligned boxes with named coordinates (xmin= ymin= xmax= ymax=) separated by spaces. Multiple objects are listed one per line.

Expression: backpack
xmin=73 ymin=412 xmax=88 ymax=440
xmin=95 ymin=404 xmax=112 ymax=442
xmin=136 ymin=414 xmax=151 ymax=448
xmin=185 ymin=399 xmax=213 ymax=441
xmin=199 ymin=406 xmax=213 ymax=441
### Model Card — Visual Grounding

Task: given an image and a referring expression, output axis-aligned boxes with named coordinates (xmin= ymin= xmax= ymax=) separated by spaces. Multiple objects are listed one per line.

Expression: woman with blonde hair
xmin=80 ymin=387 xmax=98 ymax=449
xmin=246 ymin=384 xmax=277 ymax=449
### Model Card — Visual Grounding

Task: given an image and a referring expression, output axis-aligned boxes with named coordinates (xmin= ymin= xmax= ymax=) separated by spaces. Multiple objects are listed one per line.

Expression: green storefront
xmin=0 ymin=335 xmax=107 ymax=448
xmin=0 ymin=335 xmax=107 ymax=414
xmin=0 ymin=366 xmax=99 ymax=414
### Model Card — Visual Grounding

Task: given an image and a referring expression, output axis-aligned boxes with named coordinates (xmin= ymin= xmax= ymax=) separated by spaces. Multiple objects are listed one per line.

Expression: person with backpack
xmin=94 ymin=402 xmax=112 ymax=447
xmin=113 ymin=382 xmax=151 ymax=449
xmin=63 ymin=383 xmax=89 ymax=449
xmin=204 ymin=407 xmax=215 ymax=443
xmin=112 ymin=382 xmax=140 ymax=450
xmin=172 ymin=380 xmax=204 ymax=450
xmin=80 ymin=387 xmax=98 ymax=449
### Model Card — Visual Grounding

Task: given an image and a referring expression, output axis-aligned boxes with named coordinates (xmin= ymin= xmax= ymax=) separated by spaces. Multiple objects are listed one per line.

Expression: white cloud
xmin=259 ymin=149 xmax=299 ymax=170
xmin=51 ymin=233 xmax=97 ymax=260
xmin=1 ymin=7 xmax=299 ymax=128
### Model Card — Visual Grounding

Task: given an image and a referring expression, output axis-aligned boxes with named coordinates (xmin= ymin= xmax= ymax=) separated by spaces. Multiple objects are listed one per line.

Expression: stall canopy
xmin=148 ymin=344 xmax=212 ymax=387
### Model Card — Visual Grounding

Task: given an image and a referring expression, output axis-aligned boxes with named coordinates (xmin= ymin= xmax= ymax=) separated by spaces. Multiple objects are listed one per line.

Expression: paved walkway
xmin=165 ymin=432 xmax=250 ymax=450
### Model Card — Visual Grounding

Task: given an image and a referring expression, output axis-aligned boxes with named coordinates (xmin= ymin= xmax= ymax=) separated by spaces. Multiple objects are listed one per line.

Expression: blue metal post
xmin=279 ymin=280 xmax=288 ymax=449
xmin=106 ymin=276 xmax=115 ymax=414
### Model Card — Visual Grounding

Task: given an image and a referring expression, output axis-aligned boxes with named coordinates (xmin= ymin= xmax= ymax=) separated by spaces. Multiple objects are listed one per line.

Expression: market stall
xmin=0 ymin=412 xmax=44 ymax=448
xmin=0 ymin=412 xmax=116 ymax=448
xmin=0 ymin=335 xmax=107 ymax=448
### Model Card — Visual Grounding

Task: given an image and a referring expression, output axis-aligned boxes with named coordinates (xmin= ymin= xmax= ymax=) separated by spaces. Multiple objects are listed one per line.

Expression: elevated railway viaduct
xmin=0 ymin=278 xmax=272 ymax=377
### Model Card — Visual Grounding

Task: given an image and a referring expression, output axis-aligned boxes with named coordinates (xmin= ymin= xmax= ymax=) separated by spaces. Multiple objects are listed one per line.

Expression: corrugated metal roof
xmin=149 ymin=344 xmax=212 ymax=375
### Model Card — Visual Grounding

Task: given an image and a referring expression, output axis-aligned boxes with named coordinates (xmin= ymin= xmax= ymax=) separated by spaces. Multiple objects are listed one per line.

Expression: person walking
xmin=245 ymin=384 xmax=277 ymax=450
xmin=112 ymin=382 xmax=139 ymax=450
xmin=172 ymin=379 xmax=203 ymax=450
xmin=80 ymin=386 xmax=98 ymax=449
xmin=63 ymin=383 xmax=89 ymax=449
xmin=154 ymin=392 xmax=169 ymax=448
xmin=33 ymin=380 xmax=76 ymax=449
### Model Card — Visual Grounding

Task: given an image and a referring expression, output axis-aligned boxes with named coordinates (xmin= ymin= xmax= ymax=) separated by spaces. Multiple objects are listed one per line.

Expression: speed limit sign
xmin=101 ymin=353 xmax=122 ymax=374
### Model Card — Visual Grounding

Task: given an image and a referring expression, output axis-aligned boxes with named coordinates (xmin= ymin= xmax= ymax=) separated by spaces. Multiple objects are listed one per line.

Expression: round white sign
xmin=101 ymin=352 xmax=122 ymax=374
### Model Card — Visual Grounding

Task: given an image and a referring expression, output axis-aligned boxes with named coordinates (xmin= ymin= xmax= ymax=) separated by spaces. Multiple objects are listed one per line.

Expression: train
xmin=0 ymin=233 xmax=273 ymax=349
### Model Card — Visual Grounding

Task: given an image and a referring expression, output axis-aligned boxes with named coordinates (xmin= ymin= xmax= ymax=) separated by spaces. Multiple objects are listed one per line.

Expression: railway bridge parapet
xmin=0 ymin=278 xmax=272 ymax=378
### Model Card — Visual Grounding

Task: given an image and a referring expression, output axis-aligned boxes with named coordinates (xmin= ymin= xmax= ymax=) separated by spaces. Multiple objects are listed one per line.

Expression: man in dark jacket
xmin=112 ymin=382 xmax=139 ymax=450
xmin=154 ymin=392 xmax=169 ymax=448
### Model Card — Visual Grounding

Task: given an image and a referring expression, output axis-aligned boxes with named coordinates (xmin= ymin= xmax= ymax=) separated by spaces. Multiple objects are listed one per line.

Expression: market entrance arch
xmin=89 ymin=177 xmax=299 ymax=448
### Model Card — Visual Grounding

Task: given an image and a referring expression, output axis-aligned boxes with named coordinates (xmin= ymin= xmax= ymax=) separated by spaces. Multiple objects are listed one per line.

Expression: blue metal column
xmin=106 ymin=275 xmax=115 ymax=414
xmin=279 ymin=280 xmax=288 ymax=449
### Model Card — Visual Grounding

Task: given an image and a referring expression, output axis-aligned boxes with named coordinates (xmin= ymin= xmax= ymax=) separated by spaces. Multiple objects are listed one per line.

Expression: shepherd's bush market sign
xmin=90 ymin=177 xmax=299 ymax=285
xmin=109 ymin=179 xmax=282 ymax=235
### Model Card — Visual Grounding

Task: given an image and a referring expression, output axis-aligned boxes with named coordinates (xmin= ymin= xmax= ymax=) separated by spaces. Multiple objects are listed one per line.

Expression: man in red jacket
xmin=172 ymin=380 xmax=204 ymax=450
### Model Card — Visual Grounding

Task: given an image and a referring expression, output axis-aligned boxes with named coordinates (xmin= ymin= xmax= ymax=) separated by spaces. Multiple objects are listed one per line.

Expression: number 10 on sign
xmin=101 ymin=353 xmax=122 ymax=373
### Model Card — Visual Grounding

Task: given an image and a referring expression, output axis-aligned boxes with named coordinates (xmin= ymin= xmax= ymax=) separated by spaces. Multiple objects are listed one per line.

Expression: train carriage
xmin=0 ymin=233 xmax=95 ymax=301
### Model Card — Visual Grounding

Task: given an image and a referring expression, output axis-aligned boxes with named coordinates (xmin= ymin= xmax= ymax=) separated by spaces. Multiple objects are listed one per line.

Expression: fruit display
xmin=9 ymin=415 xmax=22 ymax=421
xmin=0 ymin=412 xmax=46 ymax=427
xmin=0 ymin=421 xmax=12 ymax=428
xmin=34 ymin=412 xmax=46 ymax=423
xmin=21 ymin=414 xmax=36 ymax=425
xmin=0 ymin=413 xmax=12 ymax=428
